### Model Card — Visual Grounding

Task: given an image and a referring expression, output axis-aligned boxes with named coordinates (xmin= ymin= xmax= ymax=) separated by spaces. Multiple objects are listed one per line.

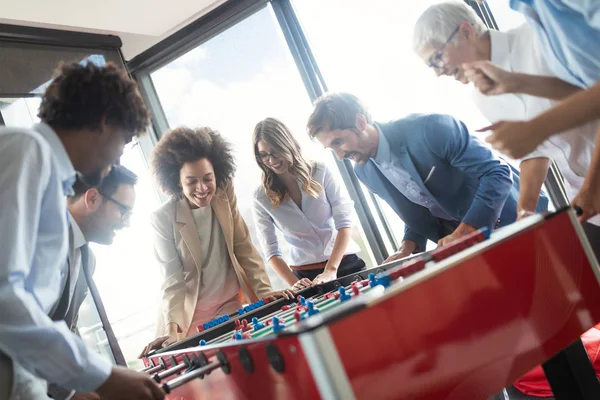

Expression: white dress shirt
xmin=0 ymin=123 xmax=112 ymax=392
xmin=472 ymin=25 xmax=598 ymax=224
xmin=252 ymin=161 xmax=360 ymax=266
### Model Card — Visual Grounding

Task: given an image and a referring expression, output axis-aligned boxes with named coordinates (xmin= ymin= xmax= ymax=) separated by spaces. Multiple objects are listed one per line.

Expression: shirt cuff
xmin=63 ymin=350 xmax=112 ymax=393
xmin=402 ymin=231 xmax=427 ymax=254
xmin=265 ymin=248 xmax=283 ymax=261
xmin=519 ymin=148 xmax=549 ymax=161
xmin=462 ymin=203 xmax=499 ymax=230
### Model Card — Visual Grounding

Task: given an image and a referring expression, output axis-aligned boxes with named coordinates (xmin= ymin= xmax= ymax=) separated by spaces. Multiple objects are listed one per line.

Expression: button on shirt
xmin=510 ymin=0 xmax=600 ymax=88
xmin=0 ymin=123 xmax=112 ymax=392
xmin=252 ymin=161 xmax=360 ymax=266
xmin=372 ymin=124 xmax=455 ymax=221
xmin=472 ymin=26 xmax=598 ymax=224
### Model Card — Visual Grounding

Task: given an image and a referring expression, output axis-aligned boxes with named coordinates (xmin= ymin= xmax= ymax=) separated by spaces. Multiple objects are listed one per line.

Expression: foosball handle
xmin=574 ymin=205 xmax=583 ymax=217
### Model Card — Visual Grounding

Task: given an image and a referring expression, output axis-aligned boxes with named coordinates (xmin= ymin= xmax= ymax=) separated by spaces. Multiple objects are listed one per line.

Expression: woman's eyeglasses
xmin=257 ymin=151 xmax=281 ymax=162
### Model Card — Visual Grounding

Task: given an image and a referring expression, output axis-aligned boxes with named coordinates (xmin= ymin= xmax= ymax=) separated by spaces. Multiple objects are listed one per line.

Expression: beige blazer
xmin=152 ymin=180 xmax=272 ymax=336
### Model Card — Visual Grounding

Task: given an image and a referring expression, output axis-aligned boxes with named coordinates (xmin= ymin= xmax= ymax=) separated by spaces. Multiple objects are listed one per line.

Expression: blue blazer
xmin=354 ymin=114 xmax=548 ymax=251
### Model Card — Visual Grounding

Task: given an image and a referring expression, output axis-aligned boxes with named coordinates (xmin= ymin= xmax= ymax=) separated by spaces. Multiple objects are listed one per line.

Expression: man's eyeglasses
xmin=427 ymin=26 xmax=460 ymax=70
xmin=99 ymin=192 xmax=133 ymax=220
xmin=257 ymin=150 xmax=281 ymax=162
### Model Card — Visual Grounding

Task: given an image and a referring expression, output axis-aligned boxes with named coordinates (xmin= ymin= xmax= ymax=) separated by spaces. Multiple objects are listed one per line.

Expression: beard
xmin=77 ymin=170 xmax=105 ymax=187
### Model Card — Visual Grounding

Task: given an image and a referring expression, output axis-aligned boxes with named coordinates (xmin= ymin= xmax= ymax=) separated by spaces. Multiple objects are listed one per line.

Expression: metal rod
xmin=144 ymin=364 xmax=165 ymax=375
xmin=140 ymin=365 xmax=154 ymax=373
xmin=153 ymin=362 xmax=189 ymax=383
xmin=162 ymin=361 xmax=221 ymax=393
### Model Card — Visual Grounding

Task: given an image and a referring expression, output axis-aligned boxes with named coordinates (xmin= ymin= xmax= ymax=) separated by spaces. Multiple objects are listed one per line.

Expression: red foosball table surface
xmin=143 ymin=209 xmax=600 ymax=400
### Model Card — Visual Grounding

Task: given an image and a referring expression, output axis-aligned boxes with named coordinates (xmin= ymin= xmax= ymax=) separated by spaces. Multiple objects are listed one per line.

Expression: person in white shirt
xmin=0 ymin=62 xmax=163 ymax=400
xmin=48 ymin=165 xmax=138 ymax=400
xmin=252 ymin=118 xmax=366 ymax=286
xmin=412 ymin=1 xmax=600 ymax=254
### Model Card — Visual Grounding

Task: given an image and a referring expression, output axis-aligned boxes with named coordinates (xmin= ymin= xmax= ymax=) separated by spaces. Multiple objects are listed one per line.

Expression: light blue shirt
xmin=0 ymin=123 xmax=112 ymax=392
xmin=510 ymin=0 xmax=600 ymax=88
xmin=372 ymin=124 xmax=455 ymax=221
xmin=252 ymin=161 xmax=360 ymax=266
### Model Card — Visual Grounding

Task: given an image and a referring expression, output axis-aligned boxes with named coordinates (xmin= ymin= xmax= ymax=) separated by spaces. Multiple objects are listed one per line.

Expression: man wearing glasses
xmin=413 ymin=1 xmax=599 ymax=254
xmin=48 ymin=165 xmax=137 ymax=400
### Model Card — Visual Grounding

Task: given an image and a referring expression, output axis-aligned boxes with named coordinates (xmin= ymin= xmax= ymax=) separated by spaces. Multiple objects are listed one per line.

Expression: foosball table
xmin=141 ymin=208 xmax=600 ymax=399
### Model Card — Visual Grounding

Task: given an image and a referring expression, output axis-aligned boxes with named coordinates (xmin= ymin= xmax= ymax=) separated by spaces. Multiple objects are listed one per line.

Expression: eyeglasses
xmin=99 ymin=191 xmax=133 ymax=220
xmin=427 ymin=26 xmax=460 ymax=70
xmin=257 ymin=150 xmax=281 ymax=162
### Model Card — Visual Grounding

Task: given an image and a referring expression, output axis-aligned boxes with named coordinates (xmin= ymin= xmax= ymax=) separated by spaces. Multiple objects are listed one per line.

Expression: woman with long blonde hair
xmin=252 ymin=118 xmax=365 ymax=287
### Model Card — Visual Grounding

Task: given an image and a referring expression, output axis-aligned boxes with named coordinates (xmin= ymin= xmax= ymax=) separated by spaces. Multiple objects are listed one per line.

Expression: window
xmin=91 ymin=139 xmax=164 ymax=367
xmin=486 ymin=0 xmax=526 ymax=30
xmin=149 ymin=3 xmax=377 ymax=292
xmin=0 ymin=97 xmax=42 ymax=128
xmin=293 ymin=0 xmax=513 ymax=250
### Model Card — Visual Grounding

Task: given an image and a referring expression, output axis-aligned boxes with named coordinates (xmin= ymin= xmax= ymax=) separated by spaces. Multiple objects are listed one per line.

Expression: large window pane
xmin=150 ymin=5 xmax=376 ymax=289
xmin=293 ymin=0 xmax=510 ymax=249
xmin=1 ymin=97 xmax=42 ymax=128
xmin=92 ymin=141 xmax=164 ymax=367
xmin=486 ymin=0 xmax=526 ymax=30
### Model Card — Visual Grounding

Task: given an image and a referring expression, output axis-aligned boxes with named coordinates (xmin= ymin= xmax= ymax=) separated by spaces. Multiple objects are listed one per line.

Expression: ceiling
xmin=0 ymin=0 xmax=227 ymax=59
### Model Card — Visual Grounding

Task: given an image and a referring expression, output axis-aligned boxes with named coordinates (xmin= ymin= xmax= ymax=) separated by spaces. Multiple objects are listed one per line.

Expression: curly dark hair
xmin=38 ymin=62 xmax=150 ymax=141
xmin=151 ymin=126 xmax=236 ymax=197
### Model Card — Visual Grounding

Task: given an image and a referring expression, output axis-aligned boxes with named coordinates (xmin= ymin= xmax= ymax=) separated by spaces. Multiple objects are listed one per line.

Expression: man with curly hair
xmin=0 ymin=62 xmax=164 ymax=400
xmin=139 ymin=127 xmax=292 ymax=356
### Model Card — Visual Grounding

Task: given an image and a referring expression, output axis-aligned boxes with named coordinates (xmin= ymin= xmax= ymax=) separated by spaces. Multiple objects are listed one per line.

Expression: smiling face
xmin=256 ymin=139 xmax=291 ymax=175
xmin=417 ymin=22 xmax=483 ymax=84
xmin=314 ymin=114 xmax=377 ymax=166
xmin=179 ymin=158 xmax=217 ymax=208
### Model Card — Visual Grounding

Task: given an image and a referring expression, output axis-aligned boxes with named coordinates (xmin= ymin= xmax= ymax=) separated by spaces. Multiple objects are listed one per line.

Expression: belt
xmin=290 ymin=255 xmax=351 ymax=271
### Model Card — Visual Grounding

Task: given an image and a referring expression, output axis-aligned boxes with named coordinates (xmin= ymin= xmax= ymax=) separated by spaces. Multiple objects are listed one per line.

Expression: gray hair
xmin=412 ymin=1 xmax=488 ymax=54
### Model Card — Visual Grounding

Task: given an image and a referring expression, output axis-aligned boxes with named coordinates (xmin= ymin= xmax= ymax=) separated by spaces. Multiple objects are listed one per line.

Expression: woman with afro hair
xmin=140 ymin=126 xmax=293 ymax=355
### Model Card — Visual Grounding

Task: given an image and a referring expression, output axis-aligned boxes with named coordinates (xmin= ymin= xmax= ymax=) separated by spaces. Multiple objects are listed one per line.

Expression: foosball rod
xmin=153 ymin=355 xmax=193 ymax=383
xmin=162 ymin=360 xmax=222 ymax=394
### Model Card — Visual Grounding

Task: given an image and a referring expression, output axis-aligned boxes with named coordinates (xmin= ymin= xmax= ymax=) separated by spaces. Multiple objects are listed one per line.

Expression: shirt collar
xmin=69 ymin=214 xmax=87 ymax=250
xmin=373 ymin=123 xmax=392 ymax=165
xmin=33 ymin=123 xmax=76 ymax=196
xmin=489 ymin=29 xmax=512 ymax=71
